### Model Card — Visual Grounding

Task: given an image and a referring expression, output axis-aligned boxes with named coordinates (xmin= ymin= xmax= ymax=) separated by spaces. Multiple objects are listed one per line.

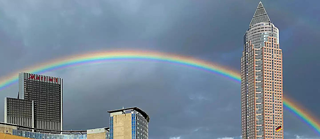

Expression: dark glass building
xmin=4 ymin=73 xmax=63 ymax=132
xmin=4 ymin=98 xmax=34 ymax=129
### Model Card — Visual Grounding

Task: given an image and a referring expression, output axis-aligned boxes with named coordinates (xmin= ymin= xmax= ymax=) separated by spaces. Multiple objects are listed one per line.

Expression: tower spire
xmin=249 ymin=1 xmax=271 ymax=27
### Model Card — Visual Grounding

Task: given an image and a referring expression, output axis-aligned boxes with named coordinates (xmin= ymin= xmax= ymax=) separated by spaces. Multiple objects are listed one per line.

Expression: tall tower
xmin=5 ymin=73 xmax=63 ymax=132
xmin=241 ymin=2 xmax=283 ymax=139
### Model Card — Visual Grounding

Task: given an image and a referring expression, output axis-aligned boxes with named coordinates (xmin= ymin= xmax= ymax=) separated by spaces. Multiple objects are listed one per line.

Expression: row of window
xmin=12 ymin=129 xmax=88 ymax=139
xmin=132 ymin=114 xmax=136 ymax=139
xmin=109 ymin=117 xmax=113 ymax=139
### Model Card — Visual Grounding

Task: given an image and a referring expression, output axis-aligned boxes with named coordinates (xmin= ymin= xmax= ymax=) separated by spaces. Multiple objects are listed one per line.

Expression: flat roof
xmin=0 ymin=122 xmax=87 ymax=133
xmin=20 ymin=72 xmax=62 ymax=79
xmin=108 ymin=107 xmax=150 ymax=122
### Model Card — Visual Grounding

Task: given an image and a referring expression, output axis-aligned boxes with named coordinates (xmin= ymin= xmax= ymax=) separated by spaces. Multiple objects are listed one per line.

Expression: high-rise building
xmin=4 ymin=73 xmax=63 ymax=132
xmin=4 ymin=98 xmax=34 ymax=130
xmin=241 ymin=2 xmax=283 ymax=139
xmin=108 ymin=107 xmax=149 ymax=139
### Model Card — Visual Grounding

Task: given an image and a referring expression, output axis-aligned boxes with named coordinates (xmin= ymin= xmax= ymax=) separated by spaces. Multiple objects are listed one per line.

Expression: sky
xmin=0 ymin=0 xmax=319 ymax=139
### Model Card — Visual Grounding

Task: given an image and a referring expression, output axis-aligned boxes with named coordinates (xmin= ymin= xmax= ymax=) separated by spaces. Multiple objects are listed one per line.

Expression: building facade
xmin=241 ymin=2 xmax=283 ymax=139
xmin=5 ymin=73 xmax=63 ymax=132
xmin=87 ymin=128 xmax=110 ymax=139
xmin=4 ymin=98 xmax=34 ymax=130
xmin=109 ymin=107 xmax=149 ymax=139
xmin=0 ymin=122 xmax=88 ymax=139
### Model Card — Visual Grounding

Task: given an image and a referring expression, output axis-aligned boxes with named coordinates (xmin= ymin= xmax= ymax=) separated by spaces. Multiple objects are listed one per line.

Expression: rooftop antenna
xmin=122 ymin=106 xmax=125 ymax=114
xmin=17 ymin=92 xmax=19 ymax=99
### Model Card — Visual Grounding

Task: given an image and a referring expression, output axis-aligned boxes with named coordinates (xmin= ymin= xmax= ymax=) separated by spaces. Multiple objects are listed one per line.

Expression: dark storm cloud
xmin=0 ymin=0 xmax=250 ymax=73
xmin=48 ymin=63 xmax=241 ymax=139
xmin=264 ymin=1 xmax=320 ymax=137
xmin=0 ymin=0 xmax=320 ymax=139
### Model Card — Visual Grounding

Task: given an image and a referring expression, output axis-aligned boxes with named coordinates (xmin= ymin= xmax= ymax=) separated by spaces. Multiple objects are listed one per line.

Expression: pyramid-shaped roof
xmin=249 ymin=1 xmax=271 ymax=27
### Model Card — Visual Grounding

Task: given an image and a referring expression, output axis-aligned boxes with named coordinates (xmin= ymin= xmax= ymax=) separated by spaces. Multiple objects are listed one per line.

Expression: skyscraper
xmin=5 ymin=73 xmax=63 ymax=132
xmin=108 ymin=107 xmax=149 ymax=139
xmin=241 ymin=2 xmax=283 ymax=139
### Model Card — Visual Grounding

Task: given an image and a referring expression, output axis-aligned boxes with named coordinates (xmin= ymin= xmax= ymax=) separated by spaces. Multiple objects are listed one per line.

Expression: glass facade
xmin=106 ymin=130 xmax=110 ymax=139
xmin=6 ymin=73 xmax=63 ymax=132
xmin=6 ymin=98 xmax=33 ymax=128
xmin=109 ymin=117 xmax=113 ymax=139
xmin=12 ymin=129 xmax=87 ymax=139
xmin=132 ymin=113 xmax=136 ymax=139
xmin=136 ymin=113 xmax=148 ymax=139
xmin=23 ymin=73 xmax=62 ymax=131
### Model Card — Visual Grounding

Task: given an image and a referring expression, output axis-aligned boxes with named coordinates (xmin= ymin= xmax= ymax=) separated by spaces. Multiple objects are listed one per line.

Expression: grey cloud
xmin=30 ymin=62 xmax=240 ymax=138
xmin=0 ymin=0 xmax=252 ymax=73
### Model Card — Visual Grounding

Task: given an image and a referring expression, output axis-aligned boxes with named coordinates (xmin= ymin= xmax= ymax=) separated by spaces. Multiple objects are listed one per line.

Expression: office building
xmin=241 ymin=2 xmax=283 ymax=139
xmin=0 ymin=107 xmax=149 ymax=139
xmin=4 ymin=98 xmax=34 ymax=130
xmin=0 ymin=122 xmax=88 ymax=139
xmin=109 ymin=107 xmax=149 ymax=139
xmin=5 ymin=73 xmax=63 ymax=132
xmin=1 ymin=73 xmax=148 ymax=139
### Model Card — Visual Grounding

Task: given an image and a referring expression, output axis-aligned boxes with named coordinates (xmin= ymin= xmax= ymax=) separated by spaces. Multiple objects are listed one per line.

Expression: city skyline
xmin=0 ymin=0 xmax=319 ymax=139
xmin=0 ymin=71 xmax=150 ymax=139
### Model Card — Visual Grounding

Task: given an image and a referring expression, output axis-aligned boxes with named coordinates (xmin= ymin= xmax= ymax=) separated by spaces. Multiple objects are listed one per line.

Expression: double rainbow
xmin=0 ymin=50 xmax=319 ymax=135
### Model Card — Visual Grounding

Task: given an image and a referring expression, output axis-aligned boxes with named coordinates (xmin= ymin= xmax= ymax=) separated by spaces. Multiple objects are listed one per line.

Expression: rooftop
xmin=0 ymin=122 xmax=87 ymax=134
xmin=249 ymin=1 xmax=271 ymax=27
xmin=108 ymin=107 xmax=150 ymax=122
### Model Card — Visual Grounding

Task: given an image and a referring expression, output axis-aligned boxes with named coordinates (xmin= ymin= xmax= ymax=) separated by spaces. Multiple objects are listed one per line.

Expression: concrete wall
xmin=87 ymin=128 xmax=107 ymax=139
xmin=87 ymin=132 xmax=106 ymax=139
xmin=0 ymin=125 xmax=17 ymax=135
xmin=0 ymin=133 xmax=28 ymax=139
xmin=113 ymin=113 xmax=132 ymax=139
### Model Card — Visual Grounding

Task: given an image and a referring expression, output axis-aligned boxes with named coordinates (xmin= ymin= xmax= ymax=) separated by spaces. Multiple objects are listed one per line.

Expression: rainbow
xmin=0 ymin=50 xmax=319 ymax=135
